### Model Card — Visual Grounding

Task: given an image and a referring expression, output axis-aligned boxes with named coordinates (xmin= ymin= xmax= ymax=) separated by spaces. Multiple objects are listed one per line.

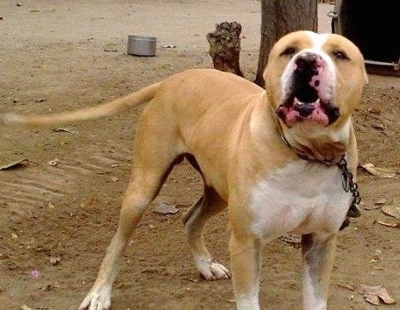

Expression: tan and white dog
xmin=1 ymin=31 xmax=367 ymax=309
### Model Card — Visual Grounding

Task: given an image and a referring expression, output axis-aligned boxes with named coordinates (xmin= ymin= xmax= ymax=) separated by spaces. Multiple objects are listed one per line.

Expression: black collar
xmin=280 ymin=133 xmax=338 ymax=166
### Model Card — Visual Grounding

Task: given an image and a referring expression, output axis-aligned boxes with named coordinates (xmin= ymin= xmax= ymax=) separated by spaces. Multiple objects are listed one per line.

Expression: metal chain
xmin=337 ymin=157 xmax=362 ymax=230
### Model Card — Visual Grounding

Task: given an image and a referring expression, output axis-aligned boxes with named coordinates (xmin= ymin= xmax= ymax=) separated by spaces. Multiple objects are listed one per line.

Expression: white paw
xmin=194 ymin=256 xmax=231 ymax=280
xmin=79 ymin=286 xmax=112 ymax=310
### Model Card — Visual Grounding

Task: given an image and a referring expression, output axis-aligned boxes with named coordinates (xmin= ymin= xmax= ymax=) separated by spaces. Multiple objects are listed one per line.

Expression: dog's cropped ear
xmin=363 ymin=66 xmax=369 ymax=85
xmin=357 ymin=49 xmax=368 ymax=85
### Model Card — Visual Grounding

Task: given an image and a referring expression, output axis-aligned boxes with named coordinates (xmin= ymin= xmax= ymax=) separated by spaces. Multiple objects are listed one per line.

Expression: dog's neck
xmin=272 ymin=107 xmax=351 ymax=165
xmin=279 ymin=132 xmax=342 ymax=165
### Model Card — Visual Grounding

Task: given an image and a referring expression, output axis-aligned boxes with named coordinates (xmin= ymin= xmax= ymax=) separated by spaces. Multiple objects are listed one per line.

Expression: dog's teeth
xmin=294 ymin=98 xmax=303 ymax=106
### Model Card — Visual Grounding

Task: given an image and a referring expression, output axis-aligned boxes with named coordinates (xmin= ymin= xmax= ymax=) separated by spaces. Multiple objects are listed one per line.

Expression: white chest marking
xmin=249 ymin=160 xmax=352 ymax=241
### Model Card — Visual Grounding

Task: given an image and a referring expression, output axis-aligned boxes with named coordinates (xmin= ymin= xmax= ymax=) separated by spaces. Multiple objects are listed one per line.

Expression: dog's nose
xmin=295 ymin=52 xmax=322 ymax=72
xmin=291 ymin=52 xmax=323 ymax=103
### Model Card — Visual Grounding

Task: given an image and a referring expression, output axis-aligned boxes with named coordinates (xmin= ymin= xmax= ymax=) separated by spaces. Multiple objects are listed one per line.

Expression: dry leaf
xmin=375 ymin=199 xmax=388 ymax=205
xmin=360 ymin=285 xmax=383 ymax=295
xmin=360 ymin=163 xmax=397 ymax=179
xmin=364 ymin=204 xmax=381 ymax=211
xmin=360 ymin=285 xmax=396 ymax=305
xmin=52 ymin=127 xmax=77 ymax=134
xmin=154 ymin=202 xmax=179 ymax=215
xmin=364 ymin=294 xmax=380 ymax=305
xmin=0 ymin=158 xmax=29 ymax=170
xmin=378 ymin=221 xmax=400 ymax=228
xmin=21 ymin=305 xmax=33 ymax=310
xmin=337 ymin=283 xmax=356 ymax=291
xmin=379 ymin=289 xmax=397 ymax=304
xmin=381 ymin=205 xmax=400 ymax=219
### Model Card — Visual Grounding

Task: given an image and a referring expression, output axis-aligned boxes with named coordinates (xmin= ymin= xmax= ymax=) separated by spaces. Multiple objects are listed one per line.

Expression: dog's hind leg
xmin=182 ymin=186 xmax=230 ymax=280
xmin=79 ymin=165 xmax=177 ymax=310
xmin=79 ymin=106 xmax=182 ymax=310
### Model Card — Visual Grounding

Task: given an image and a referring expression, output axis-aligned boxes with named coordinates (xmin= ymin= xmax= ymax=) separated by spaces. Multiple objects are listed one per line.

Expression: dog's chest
xmin=249 ymin=160 xmax=352 ymax=239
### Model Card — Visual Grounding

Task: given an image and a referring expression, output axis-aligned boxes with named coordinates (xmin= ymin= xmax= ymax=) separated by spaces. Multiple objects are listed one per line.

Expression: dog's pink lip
xmin=276 ymin=97 xmax=331 ymax=127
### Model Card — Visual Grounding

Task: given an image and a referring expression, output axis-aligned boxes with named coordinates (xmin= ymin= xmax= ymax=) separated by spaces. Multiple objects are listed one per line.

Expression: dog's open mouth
xmin=276 ymin=51 xmax=340 ymax=127
xmin=276 ymin=88 xmax=340 ymax=127
xmin=276 ymin=96 xmax=340 ymax=127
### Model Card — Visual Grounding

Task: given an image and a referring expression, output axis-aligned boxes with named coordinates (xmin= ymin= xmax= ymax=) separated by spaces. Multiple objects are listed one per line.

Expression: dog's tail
xmin=1 ymin=82 xmax=161 ymax=128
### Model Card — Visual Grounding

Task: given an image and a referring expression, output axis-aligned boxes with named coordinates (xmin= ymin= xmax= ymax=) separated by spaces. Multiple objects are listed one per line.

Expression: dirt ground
xmin=1 ymin=1 xmax=399 ymax=309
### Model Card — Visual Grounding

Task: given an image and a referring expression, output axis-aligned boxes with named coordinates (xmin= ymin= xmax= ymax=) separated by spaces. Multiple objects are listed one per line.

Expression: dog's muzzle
xmin=277 ymin=51 xmax=340 ymax=127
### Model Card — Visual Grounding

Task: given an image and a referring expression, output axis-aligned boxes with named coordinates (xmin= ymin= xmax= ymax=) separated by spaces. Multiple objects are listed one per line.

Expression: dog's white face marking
xmin=281 ymin=32 xmax=333 ymax=94
xmin=279 ymin=32 xmax=339 ymax=127
xmin=249 ymin=160 xmax=352 ymax=241
xmin=305 ymin=31 xmax=329 ymax=48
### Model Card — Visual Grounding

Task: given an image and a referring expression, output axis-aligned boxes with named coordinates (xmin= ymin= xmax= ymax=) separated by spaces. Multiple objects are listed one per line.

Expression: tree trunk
xmin=254 ymin=0 xmax=318 ymax=87
xmin=207 ymin=21 xmax=243 ymax=77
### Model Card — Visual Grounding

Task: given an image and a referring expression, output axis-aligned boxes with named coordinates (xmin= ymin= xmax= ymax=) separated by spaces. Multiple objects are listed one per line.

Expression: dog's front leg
xmin=301 ymin=233 xmax=337 ymax=310
xmin=230 ymin=229 xmax=262 ymax=310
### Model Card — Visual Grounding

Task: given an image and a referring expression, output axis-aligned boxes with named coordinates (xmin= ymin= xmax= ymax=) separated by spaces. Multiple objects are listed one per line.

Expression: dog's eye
xmin=280 ymin=47 xmax=296 ymax=57
xmin=333 ymin=50 xmax=349 ymax=60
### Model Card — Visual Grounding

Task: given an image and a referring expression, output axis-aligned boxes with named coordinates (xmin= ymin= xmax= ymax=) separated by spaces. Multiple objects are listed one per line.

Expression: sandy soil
xmin=1 ymin=1 xmax=399 ymax=309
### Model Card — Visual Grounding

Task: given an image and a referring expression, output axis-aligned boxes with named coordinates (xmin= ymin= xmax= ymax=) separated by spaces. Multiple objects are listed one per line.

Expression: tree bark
xmin=207 ymin=21 xmax=243 ymax=77
xmin=255 ymin=0 xmax=318 ymax=87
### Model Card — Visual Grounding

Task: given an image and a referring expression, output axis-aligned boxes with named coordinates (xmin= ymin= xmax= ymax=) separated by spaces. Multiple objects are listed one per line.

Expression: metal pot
xmin=127 ymin=35 xmax=157 ymax=57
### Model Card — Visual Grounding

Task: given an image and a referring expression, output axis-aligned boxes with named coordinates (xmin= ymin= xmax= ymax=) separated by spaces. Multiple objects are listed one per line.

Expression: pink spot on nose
xmin=315 ymin=57 xmax=324 ymax=67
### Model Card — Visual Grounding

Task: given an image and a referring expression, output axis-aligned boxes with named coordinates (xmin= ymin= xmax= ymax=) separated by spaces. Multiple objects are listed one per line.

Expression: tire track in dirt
xmin=0 ymin=140 xmax=133 ymax=210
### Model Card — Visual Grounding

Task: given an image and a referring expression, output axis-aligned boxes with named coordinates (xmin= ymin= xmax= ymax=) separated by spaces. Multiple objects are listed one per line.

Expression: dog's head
xmin=263 ymin=31 xmax=367 ymax=163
